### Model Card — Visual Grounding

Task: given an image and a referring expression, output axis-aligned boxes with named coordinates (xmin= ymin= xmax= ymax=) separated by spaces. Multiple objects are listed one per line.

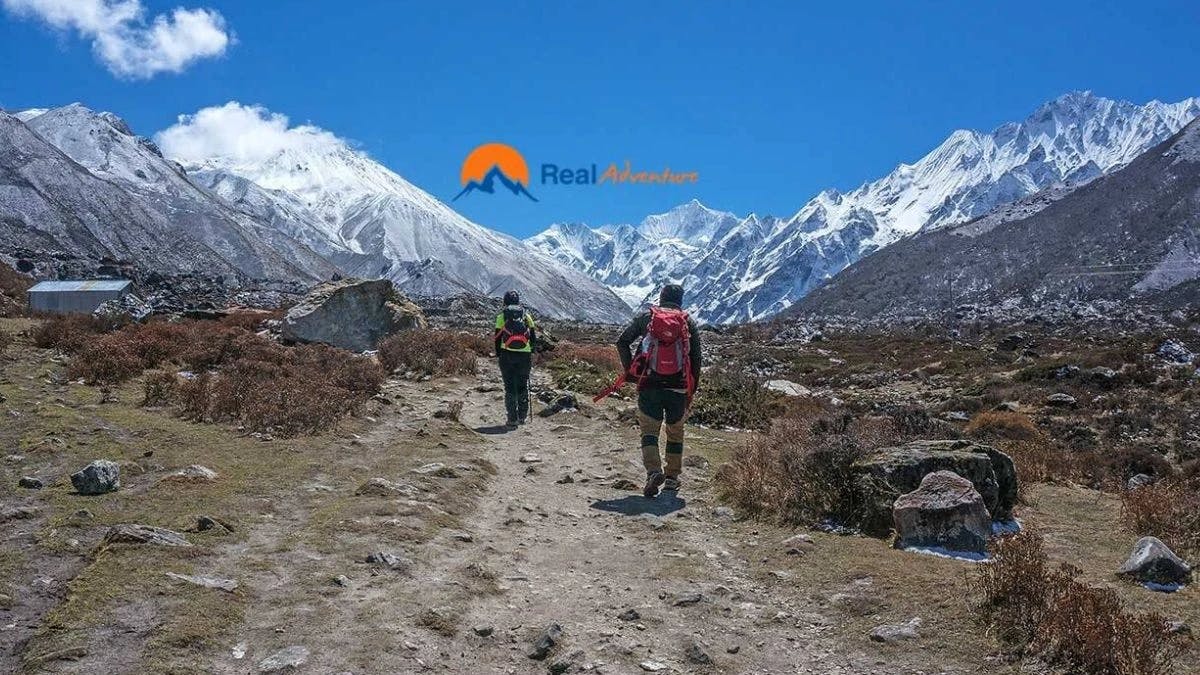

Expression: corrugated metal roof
xmin=28 ymin=280 xmax=133 ymax=293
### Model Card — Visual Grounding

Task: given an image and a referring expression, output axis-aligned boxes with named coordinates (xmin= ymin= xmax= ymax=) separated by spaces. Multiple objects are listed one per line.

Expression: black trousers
xmin=498 ymin=350 xmax=532 ymax=423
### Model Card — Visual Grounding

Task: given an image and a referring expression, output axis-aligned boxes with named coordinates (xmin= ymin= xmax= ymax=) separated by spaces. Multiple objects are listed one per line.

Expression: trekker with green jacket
xmin=615 ymin=283 xmax=702 ymax=497
xmin=494 ymin=290 xmax=537 ymax=429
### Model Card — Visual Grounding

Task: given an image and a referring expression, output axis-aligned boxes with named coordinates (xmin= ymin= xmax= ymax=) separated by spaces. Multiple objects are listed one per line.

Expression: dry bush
xmin=965 ymin=411 xmax=1042 ymax=442
xmin=1121 ymin=479 xmax=1200 ymax=556
xmin=31 ymin=314 xmax=118 ymax=353
xmin=1105 ymin=446 xmax=1175 ymax=483
xmin=456 ymin=332 xmax=493 ymax=356
xmin=973 ymin=529 xmax=1181 ymax=674
xmin=719 ymin=404 xmax=931 ymax=525
xmin=218 ymin=309 xmax=283 ymax=332
xmin=378 ymin=329 xmax=478 ymax=377
xmin=551 ymin=342 xmax=623 ymax=372
xmin=66 ymin=338 xmax=143 ymax=384
xmin=0 ymin=330 xmax=12 ymax=358
xmin=141 ymin=370 xmax=179 ymax=407
xmin=999 ymin=439 xmax=1081 ymax=486
xmin=689 ymin=369 xmax=786 ymax=430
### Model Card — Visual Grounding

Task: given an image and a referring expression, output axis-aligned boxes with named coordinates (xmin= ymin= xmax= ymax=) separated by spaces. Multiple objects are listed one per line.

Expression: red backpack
xmin=640 ymin=306 xmax=694 ymax=393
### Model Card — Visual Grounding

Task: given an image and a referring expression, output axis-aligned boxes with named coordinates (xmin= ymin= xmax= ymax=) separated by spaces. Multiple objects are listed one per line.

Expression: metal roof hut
xmin=27 ymin=280 xmax=133 ymax=315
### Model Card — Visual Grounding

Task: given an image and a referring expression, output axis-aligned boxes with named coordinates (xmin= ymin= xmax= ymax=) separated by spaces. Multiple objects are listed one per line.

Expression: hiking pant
xmin=637 ymin=387 xmax=688 ymax=477
xmin=498 ymin=350 xmax=532 ymax=423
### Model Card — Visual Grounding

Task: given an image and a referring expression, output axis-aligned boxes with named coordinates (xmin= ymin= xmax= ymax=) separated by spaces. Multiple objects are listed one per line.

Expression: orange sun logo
xmin=454 ymin=142 xmax=538 ymax=201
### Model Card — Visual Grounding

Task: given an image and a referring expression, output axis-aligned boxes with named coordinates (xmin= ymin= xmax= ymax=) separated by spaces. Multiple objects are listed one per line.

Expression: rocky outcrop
xmin=893 ymin=471 xmax=991 ymax=554
xmin=1117 ymin=536 xmax=1193 ymax=587
xmin=102 ymin=524 xmax=192 ymax=547
xmin=851 ymin=439 xmax=1017 ymax=535
xmin=282 ymin=278 xmax=426 ymax=352
xmin=70 ymin=460 xmax=120 ymax=495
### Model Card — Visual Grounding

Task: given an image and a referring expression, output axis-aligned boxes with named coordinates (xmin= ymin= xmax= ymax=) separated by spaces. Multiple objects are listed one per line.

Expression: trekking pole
xmin=527 ymin=370 xmax=533 ymax=424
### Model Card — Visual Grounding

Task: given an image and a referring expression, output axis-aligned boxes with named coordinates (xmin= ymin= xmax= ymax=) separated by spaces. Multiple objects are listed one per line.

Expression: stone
xmin=161 ymin=465 xmax=218 ymax=482
xmin=18 ymin=476 xmax=44 ymax=490
xmin=639 ymin=661 xmax=667 ymax=672
xmin=1116 ymin=536 xmax=1193 ymax=587
xmin=365 ymin=551 xmax=410 ymax=571
xmin=473 ymin=624 xmax=494 ymax=637
xmin=93 ymin=293 xmax=152 ymax=322
xmin=673 ymin=592 xmax=704 ymax=607
xmin=0 ymin=505 xmax=39 ymax=523
xmin=1156 ymin=339 xmax=1196 ymax=365
xmin=612 ymin=478 xmax=639 ymax=491
xmin=993 ymin=401 xmax=1020 ymax=412
xmin=258 ymin=646 xmax=309 ymax=673
xmin=528 ymin=623 xmax=563 ymax=660
xmin=1126 ymin=473 xmax=1156 ymax=491
xmin=851 ymin=439 xmax=1017 ymax=535
xmin=165 ymin=572 xmax=238 ymax=592
xmin=555 ymin=474 xmax=574 ymax=484
xmin=684 ymin=639 xmax=713 ymax=665
xmin=997 ymin=332 xmax=1029 ymax=351
xmin=893 ymin=471 xmax=991 ymax=554
xmin=355 ymin=477 xmax=417 ymax=497
xmin=70 ymin=459 xmax=120 ymax=495
xmin=548 ymin=649 xmax=584 ymax=674
xmin=193 ymin=515 xmax=235 ymax=533
xmin=869 ymin=617 xmax=922 ymax=643
xmin=618 ymin=609 xmax=640 ymax=621
xmin=1045 ymin=392 xmax=1077 ymax=408
xmin=519 ymin=453 xmax=543 ymax=464
xmin=282 ymin=278 xmax=426 ymax=352
xmin=764 ymin=379 xmax=812 ymax=397
xmin=102 ymin=524 xmax=191 ymax=547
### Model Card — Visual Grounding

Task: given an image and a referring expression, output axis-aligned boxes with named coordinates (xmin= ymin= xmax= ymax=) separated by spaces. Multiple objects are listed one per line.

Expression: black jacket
xmin=616 ymin=303 xmax=702 ymax=391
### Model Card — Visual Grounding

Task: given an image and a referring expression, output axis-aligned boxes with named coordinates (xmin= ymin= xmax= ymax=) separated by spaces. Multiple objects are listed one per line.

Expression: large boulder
xmin=893 ymin=471 xmax=991 ymax=554
xmin=1117 ymin=536 xmax=1193 ymax=587
xmin=282 ymin=279 xmax=426 ymax=352
xmin=851 ymin=439 xmax=1017 ymax=535
xmin=70 ymin=459 xmax=120 ymax=495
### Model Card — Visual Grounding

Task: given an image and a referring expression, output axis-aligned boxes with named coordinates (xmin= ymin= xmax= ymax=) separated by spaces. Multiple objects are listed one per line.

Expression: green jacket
xmin=494 ymin=306 xmax=537 ymax=353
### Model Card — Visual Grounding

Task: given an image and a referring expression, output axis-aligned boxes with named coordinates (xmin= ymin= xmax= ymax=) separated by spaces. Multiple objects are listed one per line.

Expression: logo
xmin=453 ymin=143 xmax=537 ymax=202
xmin=453 ymin=142 xmax=699 ymax=201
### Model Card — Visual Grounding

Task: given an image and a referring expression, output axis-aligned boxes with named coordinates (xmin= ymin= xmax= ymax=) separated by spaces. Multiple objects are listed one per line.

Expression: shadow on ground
xmin=590 ymin=492 xmax=687 ymax=517
xmin=473 ymin=425 xmax=512 ymax=435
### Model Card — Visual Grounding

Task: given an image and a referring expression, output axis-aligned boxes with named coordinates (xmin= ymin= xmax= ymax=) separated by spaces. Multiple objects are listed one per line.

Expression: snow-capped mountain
xmin=165 ymin=115 xmax=631 ymax=323
xmin=528 ymin=92 xmax=1200 ymax=322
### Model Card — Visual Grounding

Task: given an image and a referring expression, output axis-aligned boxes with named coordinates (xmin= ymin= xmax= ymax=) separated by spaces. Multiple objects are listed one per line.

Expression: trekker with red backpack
xmin=615 ymin=284 xmax=702 ymax=497
xmin=495 ymin=290 xmax=537 ymax=430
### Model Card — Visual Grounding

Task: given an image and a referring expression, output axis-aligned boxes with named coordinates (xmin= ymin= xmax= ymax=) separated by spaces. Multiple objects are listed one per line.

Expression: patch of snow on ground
xmin=903 ymin=546 xmax=990 ymax=563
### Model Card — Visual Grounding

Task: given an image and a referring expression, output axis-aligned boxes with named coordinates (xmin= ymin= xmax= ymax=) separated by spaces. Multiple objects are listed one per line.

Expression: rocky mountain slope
xmin=0 ymin=104 xmax=630 ymax=322
xmin=794 ymin=118 xmax=1200 ymax=318
xmin=528 ymin=92 xmax=1200 ymax=323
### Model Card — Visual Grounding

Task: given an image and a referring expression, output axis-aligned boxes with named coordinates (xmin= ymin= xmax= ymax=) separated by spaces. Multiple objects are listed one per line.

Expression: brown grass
xmin=1120 ymin=479 xmax=1200 ymax=556
xmin=378 ymin=329 xmax=478 ymax=377
xmin=550 ymin=341 xmax=623 ymax=372
xmin=0 ymin=329 xmax=11 ymax=358
xmin=965 ymin=411 xmax=1042 ymax=442
xmin=972 ymin=529 xmax=1181 ymax=674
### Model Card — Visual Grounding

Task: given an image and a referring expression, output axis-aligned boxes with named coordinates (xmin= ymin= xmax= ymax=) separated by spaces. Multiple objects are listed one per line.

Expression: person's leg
xmin=498 ymin=355 xmax=519 ymax=425
xmin=514 ymin=354 xmax=532 ymax=422
xmin=638 ymin=388 xmax=668 ymax=497
xmin=662 ymin=390 xmax=688 ymax=488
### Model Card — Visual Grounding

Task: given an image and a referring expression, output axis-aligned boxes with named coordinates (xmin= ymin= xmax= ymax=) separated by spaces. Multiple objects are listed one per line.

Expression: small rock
xmin=356 ymin=477 xmax=417 ymax=497
xmin=70 ymin=459 xmax=120 ymax=495
xmin=450 ymin=531 xmax=474 ymax=542
xmin=528 ymin=623 xmax=563 ymax=660
xmin=1116 ymin=536 xmax=1193 ymax=587
xmin=1126 ymin=473 xmax=1156 ymax=491
xmin=712 ymin=506 xmax=736 ymax=519
xmin=869 ymin=617 xmax=922 ymax=643
xmin=684 ymin=639 xmax=713 ymax=665
xmin=258 ymin=645 xmax=309 ymax=673
xmin=193 ymin=515 xmax=235 ymax=533
xmin=18 ymin=476 xmax=44 ymax=490
xmin=618 ymin=609 xmax=640 ymax=621
xmin=473 ymin=624 xmax=494 ymax=637
xmin=102 ymin=524 xmax=191 ymax=547
xmin=1156 ymin=339 xmax=1196 ymax=365
xmin=412 ymin=462 xmax=447 ymax=475
xmin=548 ymin=649 xmax=584 ymax=674
xmin=332 ymin=575 xmax=351 ymax=587
xmin=993 ymin=401 xmax=1020 ymax=412
xmin=165 ymin=572 xmax=238 ymax=592
xmin=555 ymin=474 xmax=574 ymax=484
xmin=673 ymin=592 xmax=704 ymax=607
xmin=764 ymin=379 xmax=812 ymax=397
xmin=1045 ymin=392 xmax=1077 ymax=408
xmin=726 ymin=644 xmax=740 ymax=654
xmin=161 ymin=465 xmax=218 ymax=482
xmin=520 ymin=453 xmax=543 ymax=464
xmin=365 ymin=551 xmax=410 ymax=571
xmin=611 ymin=478 xmax=639 ymax=491
xmin=683 ymin=455 xmax=710 ymax=470
xmin=1167 ymin=620 xmax=1191 ymax=636
xmin=782 ymin=533 xmax=815 ymax=555
xmin=639 ymin=661 xmax=667 ymax=672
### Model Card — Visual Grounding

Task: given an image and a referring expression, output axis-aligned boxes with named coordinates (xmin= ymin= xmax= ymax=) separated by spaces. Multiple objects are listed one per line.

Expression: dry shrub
xmin=141 ymin=370 xmax=179 ymax=407
xmin=1105 ymin=446 xmax=1175 ymax=483
xmin=378 ymin=329 xmax=477 ymax=377
xmin=66 ymin=338 xmax=143 ymax=384
xmin=965 ymin=411 xmax=1042 ymax=442
xmin=973 ymin=529 xmax=1181 ymax=674
xmin=552 ymin=342 xmax=623 ymax=372
xmin=0 ymin=330 xmax=12 ymax=358
xmin=31 ymin=314 xmax=119 ymax=353
xmin=689 ymin=369 xmax=785 ymax=430
xmin=719 ymin=404 xmax=930 ymax=525
xmin=1121 ymin=479 xmax=1200 ymax=556
xmin=218 ymin=309 xmax=283 ymax=331
xmin=999 ymin=439 xmax=1080 ymax=486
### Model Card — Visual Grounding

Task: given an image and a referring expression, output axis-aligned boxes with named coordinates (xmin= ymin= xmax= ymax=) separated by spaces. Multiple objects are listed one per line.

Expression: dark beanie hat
xmin=503 ymin=290 xmax=520 ymax=305
xmin=659 ymin=283 xmax=684 ymax=307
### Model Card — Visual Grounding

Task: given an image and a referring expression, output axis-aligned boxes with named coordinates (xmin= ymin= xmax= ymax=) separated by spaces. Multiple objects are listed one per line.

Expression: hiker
xmin=495 ymin=290 xmax=537 ymax=429
xmin=615 ymin=283 xmax=702 ymax=497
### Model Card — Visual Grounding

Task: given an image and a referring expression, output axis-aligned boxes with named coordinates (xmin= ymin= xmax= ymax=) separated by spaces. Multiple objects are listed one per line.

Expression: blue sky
xmin=2 ymin=0 xmax=1198 ymax=238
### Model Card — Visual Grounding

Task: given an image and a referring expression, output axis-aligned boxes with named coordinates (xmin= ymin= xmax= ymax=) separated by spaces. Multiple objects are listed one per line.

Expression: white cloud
xmin=3 ymin=0 xmax=231 ymax=78
xmin=155 ymin=102 xmax=345 ymax=166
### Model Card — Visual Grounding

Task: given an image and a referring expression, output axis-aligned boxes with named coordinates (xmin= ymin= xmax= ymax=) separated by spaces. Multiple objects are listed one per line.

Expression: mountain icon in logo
xmin=453 ymin=142 xmax=538 ymax=202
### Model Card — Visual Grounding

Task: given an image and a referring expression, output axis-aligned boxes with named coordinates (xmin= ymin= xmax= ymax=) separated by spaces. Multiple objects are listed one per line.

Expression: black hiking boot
xmin=643 ymin=471 xmax=665 ymax=498
xmin=663 ymin=476 xmax=681 ymax=493
xmin=505 ymin=418 xmax=519 ymax=431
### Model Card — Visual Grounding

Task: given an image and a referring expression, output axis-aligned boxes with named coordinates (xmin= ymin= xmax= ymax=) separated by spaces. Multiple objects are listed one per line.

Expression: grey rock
xmin=764 ymin=379 xmax=812 ymax=397
xmin=162 ymin=464 xmax=218 ymax=482
xmin=528 ymin=623 xmax=563 ymax=660
xmin=893 ymin=471 xmax=991 ymax=554
xmin=851 ymin=439 xmax=1017 ymax=535
xmin=1117 ymin=536 xmax=1193 ymax=586
xmin=18 ymin=476 xmax=43 ymax=490
xmin=472 ymin=624 xmax=494 ymax=637
xmin=548 ymin=649 xmax=584 ymax=674
xmin=70 ymin=459 xmax=120 ymax=495
xmin=355 ymin=477 xmax=417 ymax=497
xmin=1045 ymin=392 xmax=1078 ymax=408
xmin=618 ymin=609 xmax=640 ymax=621
xmin=684 ymin=639 xmax=713 ymax=665
xmin=258 ymin=646 xmax=309 ymax=673
xmin=282 ymin=278 xmax=426 ymax=352
xmin=673 ymin=592 xmax=704 ymax=607
xmin=365 ymin=551 xmax=410 ymax=571
xmin=1126 ymin=473 xmax=1156 ymax=491
xmin=165 ymin=572 xmax=238 ymax=592
xmin=1156 ymin=339 xmax=1196 ymax=365
xmin=869 ymin=617 xmax=922 ymax=643
xmin=102 ymin=524 xmax=191 ymax=547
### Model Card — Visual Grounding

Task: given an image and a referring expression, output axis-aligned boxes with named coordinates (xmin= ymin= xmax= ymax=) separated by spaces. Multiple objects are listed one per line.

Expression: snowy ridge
xmin=528 ymin=92 xmax=1200 ymax=323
